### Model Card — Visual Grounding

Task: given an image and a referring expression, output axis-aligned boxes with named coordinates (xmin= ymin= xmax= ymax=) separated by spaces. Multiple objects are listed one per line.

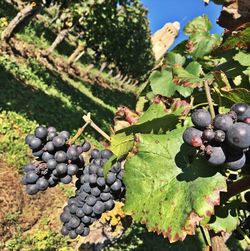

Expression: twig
xmin=237 ymin=226 xmax=250 ymax=245
xmin=68 ymin=120 xmax=91 ymax=145
xmin=83 ymin=113 xmax=111 ymax=142
xmin=226 ymin=176 xmax=250 ymax=199
xmin=204 ymin=80 xmax=215 ymax=119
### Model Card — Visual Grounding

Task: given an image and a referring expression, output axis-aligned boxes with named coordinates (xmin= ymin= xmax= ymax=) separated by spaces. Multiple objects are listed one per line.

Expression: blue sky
xmin=141 ymin=0 xmax=224 ymax=48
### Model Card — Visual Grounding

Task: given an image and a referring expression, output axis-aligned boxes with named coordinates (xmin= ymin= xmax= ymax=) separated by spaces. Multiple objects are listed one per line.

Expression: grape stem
xmin=83 ymin=113 xmax=111 ymax=142
xmin=204 ymin=80 xmax=215 ymax=119
xmin=68 ymin=120 xmax=91 ymax=144
xmin=226 ymin=176 xmax=250 ymax=199
xmin=237 ymin=226 xmax=250 ymax=245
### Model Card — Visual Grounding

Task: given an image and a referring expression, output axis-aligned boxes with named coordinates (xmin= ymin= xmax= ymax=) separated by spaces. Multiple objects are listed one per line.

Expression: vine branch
xmin=226 ymin=176 xmax=250 ymax=199
xmin=204 ymin=80 xmax=215 ymax=119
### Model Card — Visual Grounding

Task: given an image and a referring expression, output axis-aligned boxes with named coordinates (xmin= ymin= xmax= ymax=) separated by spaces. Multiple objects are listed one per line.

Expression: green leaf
xmin=176 ymin=85 xmax=193 ymax=98
xmin=149 ymin=70 xmax=177 ymax=97
xmin=233 ymin=51 xmax=250 ymax=67
xmin=184 ymin=15 xmax=212 ymax=35
xmin=164 ymin=52 xmax=186 ymax=67
xmin=118 ymin=102 xmax=180 ymax=135
xmin=221 ymin=88 xmax=250 ymax=105
xmin=186 ymin=33 xmax=221 ymax=59
xmin=186 ymin=61 xmax=203 ymax=76
xmin=103 ymin=155 xmax=117 ymax=178
xmin=123 ymin=129 xmax=227 ymax=243
xmin=207 ymin=200 xmax=239 ymax=234
xmin=110 ymin=133 xmax=134 ymax=158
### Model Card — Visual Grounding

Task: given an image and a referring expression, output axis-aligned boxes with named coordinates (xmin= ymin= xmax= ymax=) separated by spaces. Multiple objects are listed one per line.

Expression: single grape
xmin=202 ymin=129 xmax=215 ymax=142
xmin=91 ymin=149 xmax=101 ymax=159
xmin=61 ymin=226 xmax=69 ymax=236
xmin=82 ymin=142 xmax=91 ymax=152
xmin=93 ymin=201 xmax=105 ymax=215
xmin=75 ymin=223 xmax=85 ymax=235
xmin=91 ymin=187 xmax=101 ymax=197
xmin=224 ymin=152 xmax=246 ymax=170
xmin=214 ymin=114 xmax=233 ymax=131
xmin=36 ymin=178 xmax=49 ymax=191
xmin=214 ymin=130 xmax=225 ymax=143
xmin=35 ymin=126 xmax=47 ymax=139
xmin=47 ymin=132 xmax=57 ymax=141
xmin=59 ymin=131 xmax=70 ymax=140
xmin=22 ymin=175 xmax=28 ymax=185
xmin=56 ymin=163 xmax=67 ymax=175
xmin=52 ymin=136 xmax=65 ymax=148
xmin=207 ymin=147 xmax=226 ymax=166
xmin=67 ymin=146 xmax=79 ymax=161
xmin=100 ymin=193 xmax=111 ymax=201
xmin=32 ymin=148 xmax=44 ymax=157
xmin=55 ymin=151 xmax=67 ymax=163
xmin=60 ymin=212 xmax=71 ymax=223
xmin=101 ymin=149 xmax=113 ymax=159
xmin=81 ymin=227 xmax=90 ymax=237
xmin=47 ymin=159 xmax=57 ymax=170
xmin=102 ymin=185 xmax=110 ymax=193
xmin=81 ymin=174 xmax=89 ymax=183
xmin=111 ymin=162 xmax=121 ymax=173
xmin=26 ymin=171 xmax=39 ymax=184
xmin=29 ymin=137 xmax=42 ymax=150
xmin=111 ymin=179 xmax=122 ymax=191
xmin=24 ymin=163 xmax=35 ymax=173
xmin=76 ymin=146 xmax=83 ymax=155
xmin=47 ymin=126 xmax=57 ymax=133
xmin=97 ymin=167 xmax=104 ymax=177
xmin=25 ymin=134 xmax=34 ymax=145
xmin=82 ymin=183 xmax=91 ymax=193
xmin=106 ymin=173 xmax=116 ymax=185
xmin=26 ymin=184 xmax=39 ymax=195
xmin=69 ymin=230 xmax=77 ymax=239
xmin=89 ymin=174 xmax=97 ymax=184
xmin=97 ymin=177 xmax=105 ymax=187
xmin=183 ymin=127 xmax=203 ymax=146
xmin=89 ymin=164 xmax=98 ymax=174
xmin=42 ymin=152 xmax=54 ymax=162
xmin=226 ymin=122 xmax=250 ymax=149
xmin=86 ymin=195 xmax=98 ymax=206
xmin=82 ymin=215 xmax=91 ymax=224
xmin=44 ymin=141 xmax=55 ymax=152
xmin=104 ymin=199 xmax=114 ymax=211
xmin=67 ymin=164 xmax=79 ymax=176
xmin=191 ymin=109 xmax=212 ymax=128
xmin=231 ymin=103 xmax=250 ymax=121
xmin=60 ymin=175 xmax=72 ymax=184
xmin=69 ymin=203 xmax=78 ymax=214
xmin=76 ymin=208 xmax=85 ymax=218
xmin=83 ymin=204 xmax=93 ymax=215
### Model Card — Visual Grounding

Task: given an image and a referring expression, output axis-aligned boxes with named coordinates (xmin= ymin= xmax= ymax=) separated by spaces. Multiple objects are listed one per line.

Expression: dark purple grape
xmin=76 ymin=208 xmax=85 ymax=218
xmin=29 ymin=137 xmax=42 ymax=150
xmin=82 ymin=183 xmax=91 ymax=193
xmin=89 ymin=164 xmax=98 ymax=174
xmin=26 ymin=171 xmax=39 ymax=183
xmin=82 ymin=142 xmax=91 ymax=152
xmin=59 ymin=131 xmax=70 ymax=140
xmin=244 ymin=191 xmax=250 ymax=203
xmin=97 ymin=167 xmax=104 ymax=177
xmin=191 ymin=109 xmax=212 ymax=128
xmin=106 ymin=173 xmax=116 ymax=185
xmin=76 ymin=146 xmax=83 ymax=155
xmin=60 ymin=212 xmax=71 ymax=223
xmin=35 ymin=126 xmax=47 ymax=139
xmin=225 ymin=153 xmax=246 ymax=170
xmin=231 ymin=103 xmax=250 ymax=121
xmin=69 ymin=230 xmax=77 ymax=239
xmin=89 ymin=174 xmax=97 ymax=184
xmin=81 ymin=227 xmax=90 ymax=237
xmin=93 ymin=201 xmax=105 ymax=215
xmin=183 ymin=127 xmax=203 ymax=146
xmin=226 ymin=122 xmax=250 ymax=149
xmin=32 ymin=148 xmax=44 ymax=157
xmin=69 ymin=203 xmax=77 ymax=214
xmin=61 ymin=226 xmax=69 ymax=236
xmin=102 ymin=185 xmax=110 ymax=193
xmin=56 ymin=163 xmax=67 ymax=175
xmin=75 ymin=223 xmax=85 ymax=235
xmin=24 ymin=163 xmax=35 ymax=173
xmin=52 ymin=136 xmax=65 ymax=148
xmin=104 ymin=199 xmax=114 ymax=211
xmin=202 ymin=129 xmax=215 ymax=142
xmin=214 ymin=130 xmax=225 ymax=143
xmin=36 ymin=178 xmax=49 ymax=191
xmin=25 ymin=134 xmax=34 ymax=145
xmin=26 ymin=184 xmax=39 ymax=195
xmin=67 ymin=164 xmax=79 ymax=176
xmin=111 ymin=162 xmax=121 ymax=173
xmin=101 ymin=149 xmax=113 ymax=159
xmin=47 ymin=159 xmax=57 ymax=170
xmin=22 ymin=175 xmax=28 ymax=185
xmin=111 ymin=180 xmax=122 ymax=191
xmin=97 ymin=177 xmax=105 ymax=187
xmin=44 ymin=141 xmax=55 ymax=152
xmin=82 ymin=215 xmax=91 ymax=224
xmin=91 ymin=187 xmax=101 ymax=197
xmin=47 ymin=127 xmax=57 ymax=133
xmin=42 ymin=152 xmax=54 ymax=162
xmin=60 ymin=175 xmax=72 ymax=184
xmin=83 ymin=204 xmax=92 ymax=215
xmin=67 ymin=146 xmax=79 ymax=160
xmin=91 ymin=149 xmax=101 ymax=159
xmin=86 ymin=195 xmax=97 ymax=206
xmin=55 ymin=151 xmax=67 ymax=163
xmin=214 ymin=114 xmax=233 ymax=131
xmin=47 ymin=132 xmax=57 ymax=141
xmin=100 ymin=193 xmax=111 ymax=201
xmin=207 ymin=147 xmax=226 ymax=166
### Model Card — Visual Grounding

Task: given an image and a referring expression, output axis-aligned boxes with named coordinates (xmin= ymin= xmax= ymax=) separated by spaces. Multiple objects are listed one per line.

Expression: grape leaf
xmin=164 ymin=52 xmax=186 ymax=67
xmin=110 ymin=133 xmax=134 ymax=158
xmin=221 ymin=88 xmax=250 ymax=105
xmin=184 ymin=15 xmax=212 ymax=35
xmin=149 ymin=70 xmax=177 ymax=97
xmin=186 ymin=61 xmax=204 ymax=76
xmin=123 ymin=129 xmax=227 ymax=243
xmin=233 ymin=51 xmax=250 ymax=67
xmin=207 ymin=200 xmax=239 ymax=233
xmin=118 ymin=102 xmax=181 ymax=134
xmin=186 ymin=32 xmax=221 ymax=59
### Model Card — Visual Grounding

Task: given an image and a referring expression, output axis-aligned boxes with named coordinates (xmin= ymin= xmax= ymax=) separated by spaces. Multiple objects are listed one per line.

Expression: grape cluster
xmin=183 ymin=103 xmax=250 ymax=170
xmin=22 ymin=125 xmax=91 ymax=195
xmin=60 ymin=148 xmax=124 ymax=239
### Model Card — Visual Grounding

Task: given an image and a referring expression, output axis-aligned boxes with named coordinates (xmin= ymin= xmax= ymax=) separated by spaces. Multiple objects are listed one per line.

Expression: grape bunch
xmin=22 ymin=125 xmax=91 ymax=195
xmin=183 ymin=103 xmax=250 ymax=170
xmin=60 ymin=148 xmax=124 ymax=239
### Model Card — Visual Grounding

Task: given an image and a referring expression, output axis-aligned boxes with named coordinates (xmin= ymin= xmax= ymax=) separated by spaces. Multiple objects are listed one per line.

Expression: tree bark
xmin=1 ymin=2 xmax=45 ymax=41
xmin=47 ymin=28 xmax=69 ymax=55
xmin=68 ymin=43 xmax=85 ymax=65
